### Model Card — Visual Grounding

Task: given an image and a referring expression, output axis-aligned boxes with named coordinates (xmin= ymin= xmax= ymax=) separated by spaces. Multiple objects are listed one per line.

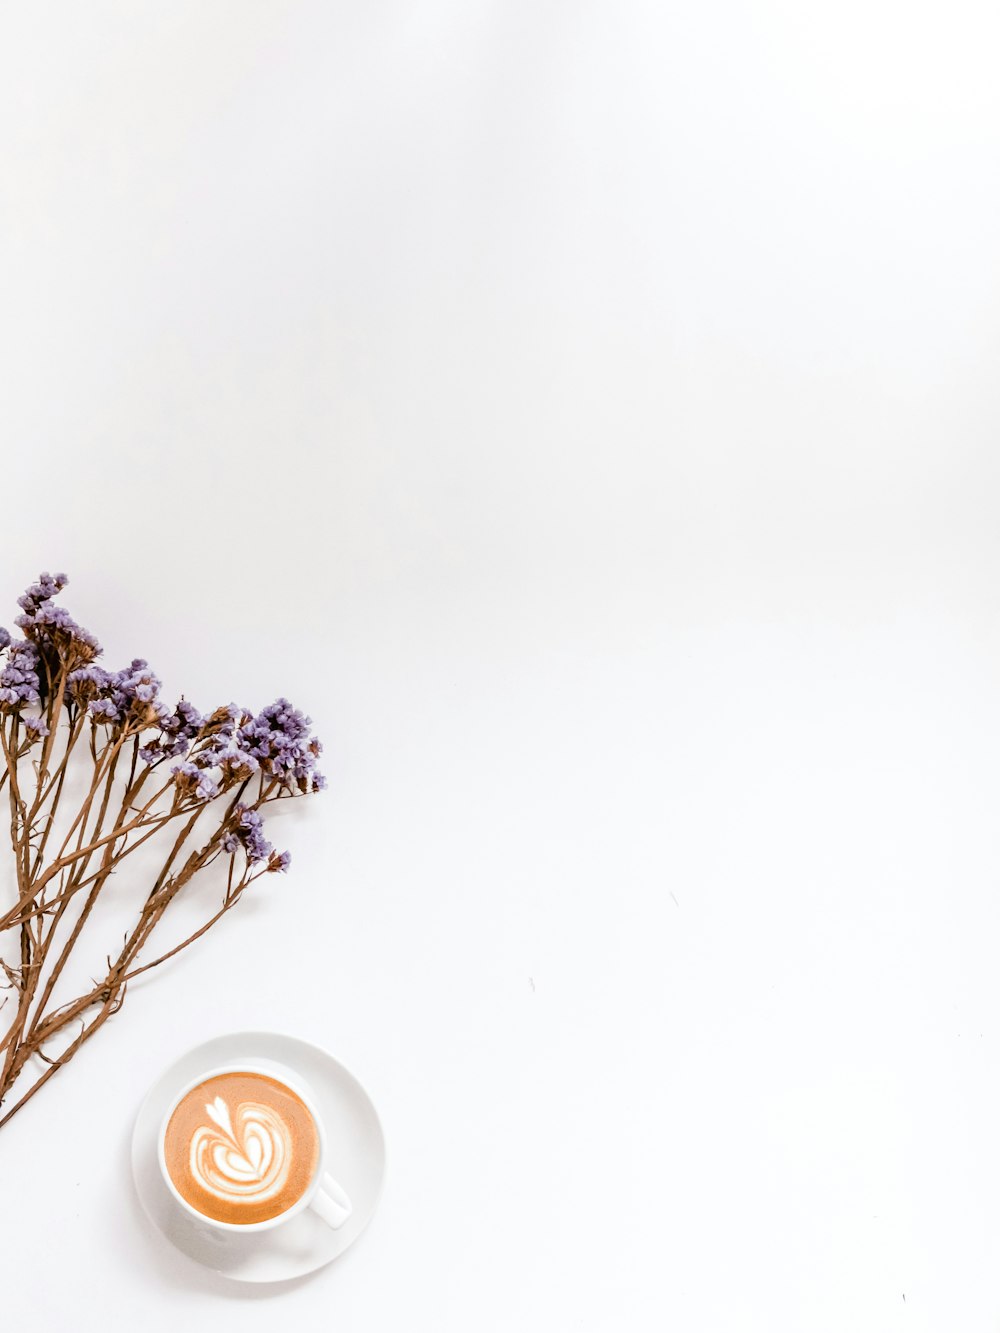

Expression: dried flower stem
xmin=0 ymin=573 xmax=324 ymax=1129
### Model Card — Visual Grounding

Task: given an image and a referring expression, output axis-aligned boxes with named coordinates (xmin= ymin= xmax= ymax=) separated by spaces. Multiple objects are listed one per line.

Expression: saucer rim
xmin=131 ymin=1028 xmax=386 ymax=1284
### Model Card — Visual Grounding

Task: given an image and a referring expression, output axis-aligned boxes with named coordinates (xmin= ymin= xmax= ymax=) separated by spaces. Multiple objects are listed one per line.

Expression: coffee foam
xmin=191 ymin=1094 xmax=291 ymax=1204
xmin=164 ymin=1072 xmax=320 ymax=1225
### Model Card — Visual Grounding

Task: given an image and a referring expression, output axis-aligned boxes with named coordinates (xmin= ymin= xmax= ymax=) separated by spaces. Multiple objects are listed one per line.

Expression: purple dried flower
xmin=67 ymin=664 xmax=111 ymax=704
xmin=15 ymin=572 xmax=100 ymax=663
xmin=224 ymin=804 xmax=273 ymax=863
xmin=235 ymin=697 xmax=325 ymax=793
xmin=204 ymin=703 xmax=246 ymax=737
xmin=16 ymin=572 xmax=67 ymax=614
xmin=0 ymin=641 xmax=41 ymax=710
xmin=5 ymin=574 xmax=325 ymax=901
xmin=171 ymin=761 xmax=220 ymax=804
xmin=139 ymin=698 xmax=204 ymax=764
xmin=172 ymin=699 xmax=203 ymax=734
xmin=202 ymin=740 xmax=260 ymax=782
xmin=114 ymin=660 xmax=162 ymax=711
xmin=84 ymin=659 xmax=164 ymax=730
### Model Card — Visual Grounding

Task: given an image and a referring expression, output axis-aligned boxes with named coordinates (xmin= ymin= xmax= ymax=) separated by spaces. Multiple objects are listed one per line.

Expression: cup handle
xmin=309 ymin=1172 xmax=352 ymax=1230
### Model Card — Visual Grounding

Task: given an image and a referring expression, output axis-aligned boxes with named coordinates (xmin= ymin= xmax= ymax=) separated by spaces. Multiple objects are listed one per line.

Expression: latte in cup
xmin=162 ymin=1070 xmax=321 ymax=1225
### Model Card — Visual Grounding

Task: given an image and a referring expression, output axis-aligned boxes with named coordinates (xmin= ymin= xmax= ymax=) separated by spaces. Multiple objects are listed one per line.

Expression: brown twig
xmin=0 ymin=584 xmax=323 ymax=1127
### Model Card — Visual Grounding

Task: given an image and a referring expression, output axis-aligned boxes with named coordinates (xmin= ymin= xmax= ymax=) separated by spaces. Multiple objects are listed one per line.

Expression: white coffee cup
xmin=156 ymin=1058 xmax=352 ymax=1234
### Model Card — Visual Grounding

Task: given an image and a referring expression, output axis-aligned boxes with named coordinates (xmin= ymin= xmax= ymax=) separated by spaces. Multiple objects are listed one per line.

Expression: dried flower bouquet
xmin=0 ymin=573 xmax=324 ymax=1129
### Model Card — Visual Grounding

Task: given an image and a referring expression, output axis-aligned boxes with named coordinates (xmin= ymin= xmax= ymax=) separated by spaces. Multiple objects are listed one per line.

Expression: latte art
xmin=163 ymin=1070 xmax=321 ymax=1224
xmin=191 ymin=1095 xmax=291 ymax=1204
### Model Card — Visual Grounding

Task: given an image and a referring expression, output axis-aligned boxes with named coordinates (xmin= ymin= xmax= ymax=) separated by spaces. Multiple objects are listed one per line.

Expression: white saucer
xmin=131 ymin=1030 xmax=386 ymax=1283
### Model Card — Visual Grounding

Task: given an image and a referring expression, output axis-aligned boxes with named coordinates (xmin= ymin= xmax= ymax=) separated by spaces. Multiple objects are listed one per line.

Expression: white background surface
xmin=2 ymin=2 xmax=1000 ymax=1328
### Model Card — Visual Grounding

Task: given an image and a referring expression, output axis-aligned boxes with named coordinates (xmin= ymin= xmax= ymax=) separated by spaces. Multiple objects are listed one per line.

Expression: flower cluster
xmin=0 ymin=641 xmax=41 ymax=711
xmin=15 ymin=572 xmax=100 ymax=664
xmin=64 ymin=658 xmax=170 ymax=732
xmin=170 ymin=760 xmax=220 ymax=804
xmin=16 ymin=571 xmax=67 ymax=614
xmin=84 ymin=659 xmax=163 ymax=728
xmin=235 ymin=698 xmax=324 ymax=793
xmin=22 ymin=716 xmax=50 ymax=742
xmin=139 ymin=699 xmax=203 ymax=765
xmin=183 ymin=699 xmax=324 ymax=795
xmin=221 ymin=804 xmax=289 ymax=871
xmin=4 ymin=575 xmax=323 ymax=875
xmin=65 ymin=664 xmax=110 ymax=706
xmin=189 ymin=704 xmax=258 ymax=779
